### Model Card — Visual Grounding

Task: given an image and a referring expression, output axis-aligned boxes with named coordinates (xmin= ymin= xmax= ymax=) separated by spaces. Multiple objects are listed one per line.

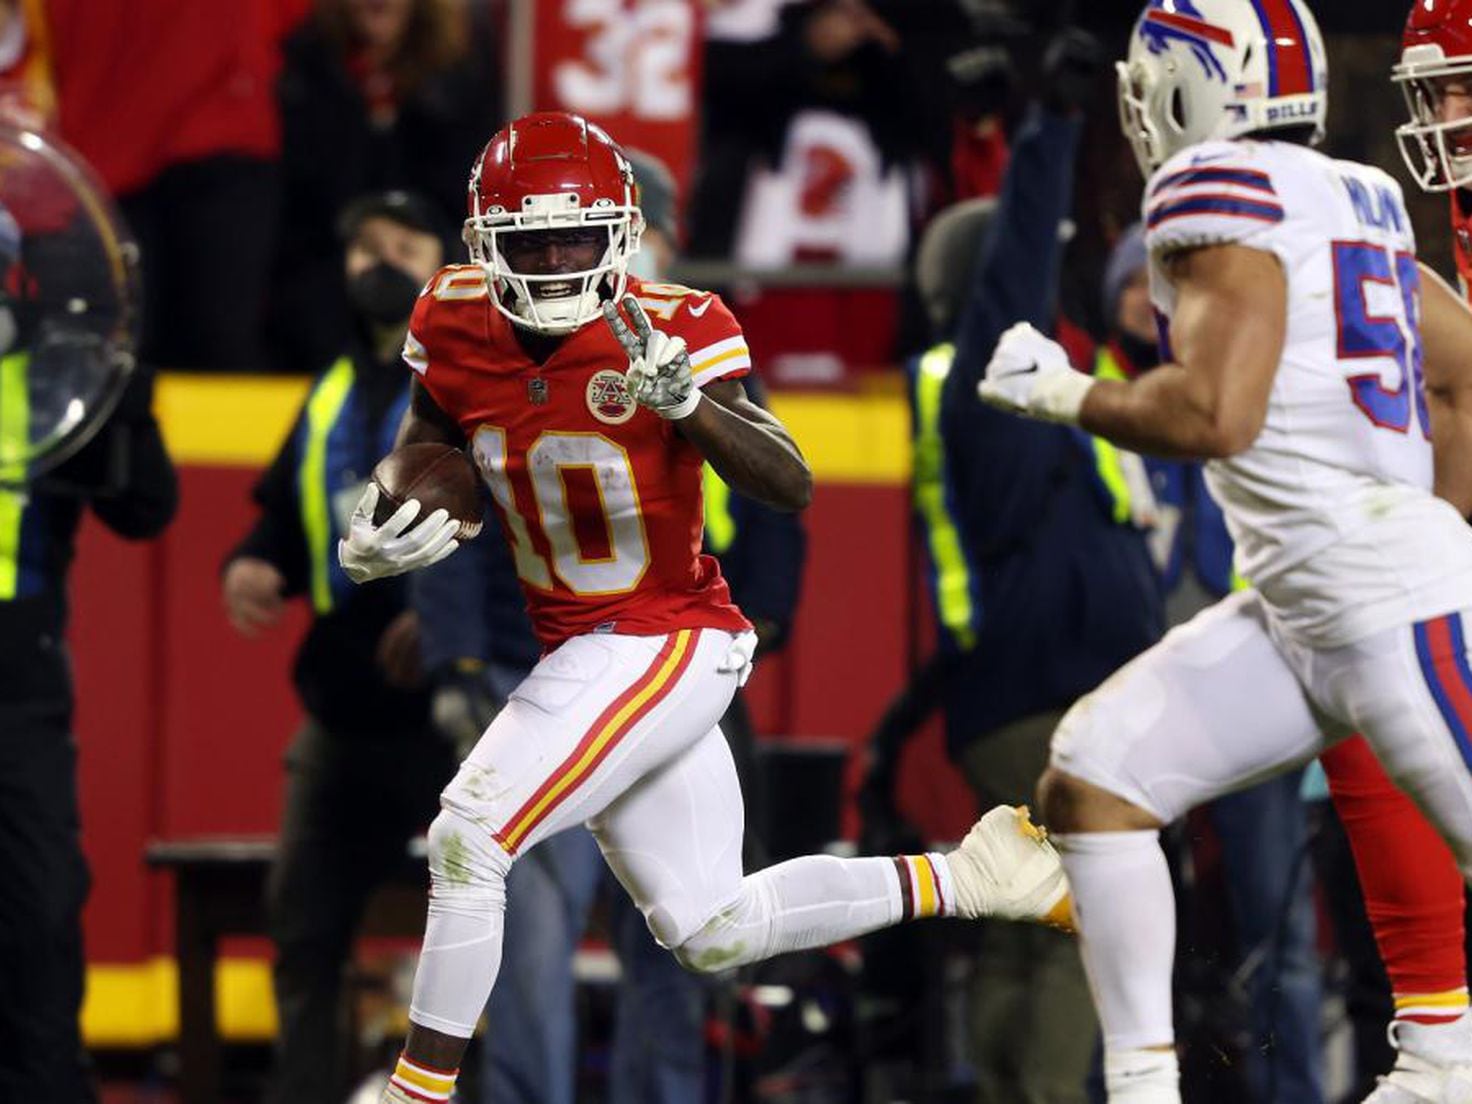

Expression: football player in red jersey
xmin=336 ymin=111 xmax=1073 ymax=1103
xmin=1358 ymin=5 xmax=1472 ymax=1099
xmin=1398 ymin=0 xmax=1472 ymax=294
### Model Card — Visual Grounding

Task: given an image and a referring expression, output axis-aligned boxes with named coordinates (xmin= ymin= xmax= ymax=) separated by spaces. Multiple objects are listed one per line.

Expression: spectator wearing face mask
xmin=220 ymin=190 xmax=453 ymax=1104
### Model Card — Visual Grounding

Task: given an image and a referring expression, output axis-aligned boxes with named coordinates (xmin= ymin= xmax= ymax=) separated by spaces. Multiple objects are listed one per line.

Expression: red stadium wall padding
xmin=71 ymin=523 xmax=160 ymax=962
xmin=152 ymin=467 xmax=304 ymax=840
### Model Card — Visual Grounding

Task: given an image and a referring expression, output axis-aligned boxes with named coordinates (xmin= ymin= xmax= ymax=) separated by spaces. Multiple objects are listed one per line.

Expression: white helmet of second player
xmin=1117 ymin=0 xmax=1329 ymax=177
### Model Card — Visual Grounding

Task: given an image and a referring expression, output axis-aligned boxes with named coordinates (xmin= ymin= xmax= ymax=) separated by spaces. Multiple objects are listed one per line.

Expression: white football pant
xmin=408 ymin=628 xmax=923 ymax=1037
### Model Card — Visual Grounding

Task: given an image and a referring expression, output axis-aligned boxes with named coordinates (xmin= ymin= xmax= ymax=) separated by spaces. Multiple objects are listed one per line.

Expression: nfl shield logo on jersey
xmin=587 ymin=369 xmax=637 ymax=425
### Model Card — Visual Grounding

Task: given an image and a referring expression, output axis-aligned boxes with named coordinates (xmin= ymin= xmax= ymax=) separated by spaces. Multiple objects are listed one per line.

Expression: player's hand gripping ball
xmin=603 ymin=293 xmax=701 ymax=420
xmin=337 ymin=443 xmax=481 ymax=583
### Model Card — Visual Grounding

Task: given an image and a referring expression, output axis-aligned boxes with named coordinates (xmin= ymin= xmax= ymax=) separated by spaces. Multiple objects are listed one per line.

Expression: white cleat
xmin=1363 ymin=1017 xmax=1472 ymax=1103
xmin=945 ymin=805 xmax=1072 ymax=927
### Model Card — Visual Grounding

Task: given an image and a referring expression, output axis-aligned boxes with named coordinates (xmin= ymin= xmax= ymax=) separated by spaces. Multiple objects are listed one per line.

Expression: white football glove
xmin=603 ymin=293 xmax=701 ymax=420
xmin=337 ymin=483 xmax=461 ymax=584
xmin=978 ymin=322 xmax=1096 ymax=426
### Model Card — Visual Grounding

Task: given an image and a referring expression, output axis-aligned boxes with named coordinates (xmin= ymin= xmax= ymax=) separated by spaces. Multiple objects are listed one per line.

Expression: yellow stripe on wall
xmin=153 ymin=374 xmax=911 ymax=485
xmin=767 ymin=390 xmax=910 ymax=485
xmin=82 ymin=957 xmax=278 ymax=1047
xmin=155 ymin=374 xmax=310 ymax=467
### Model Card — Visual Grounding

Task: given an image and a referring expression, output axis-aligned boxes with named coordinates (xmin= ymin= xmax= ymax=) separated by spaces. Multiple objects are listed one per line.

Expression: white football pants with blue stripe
xmin=1050 ymin=589 xmax=1472 ymax=1060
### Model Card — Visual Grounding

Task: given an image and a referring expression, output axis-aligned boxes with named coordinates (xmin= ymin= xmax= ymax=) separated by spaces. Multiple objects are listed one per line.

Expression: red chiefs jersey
xmin=405 ymin=269 xmax=754 ymax=648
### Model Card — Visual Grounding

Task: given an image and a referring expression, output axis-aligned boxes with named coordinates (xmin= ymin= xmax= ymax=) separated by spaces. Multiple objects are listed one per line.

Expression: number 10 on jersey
xmin=472 ymin=425 xmax=652 ymax=596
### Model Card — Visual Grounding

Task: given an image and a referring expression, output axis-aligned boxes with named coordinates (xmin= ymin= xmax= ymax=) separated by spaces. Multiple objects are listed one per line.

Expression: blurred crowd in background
xmin=0 ymin=1 xmax=1458 ymax=1103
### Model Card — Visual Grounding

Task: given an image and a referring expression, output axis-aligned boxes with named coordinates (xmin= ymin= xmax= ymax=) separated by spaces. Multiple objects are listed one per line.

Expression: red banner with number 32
xmin=533 ymin=0 xmax=703 ymax=218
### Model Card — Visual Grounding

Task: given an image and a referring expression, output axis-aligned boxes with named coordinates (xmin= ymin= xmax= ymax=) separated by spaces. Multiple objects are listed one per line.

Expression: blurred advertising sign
xmin=514 ymin=0 xmax=703 ymax=210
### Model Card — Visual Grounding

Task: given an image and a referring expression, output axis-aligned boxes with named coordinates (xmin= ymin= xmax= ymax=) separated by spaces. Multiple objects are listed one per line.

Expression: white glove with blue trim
xmin=979 ymin=322 xmax=1096 ymax=426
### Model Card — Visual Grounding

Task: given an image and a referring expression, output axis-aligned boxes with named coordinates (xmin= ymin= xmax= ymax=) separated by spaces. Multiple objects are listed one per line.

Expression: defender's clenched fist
xmin=979 ymin=321 xmax=1096 ymax=426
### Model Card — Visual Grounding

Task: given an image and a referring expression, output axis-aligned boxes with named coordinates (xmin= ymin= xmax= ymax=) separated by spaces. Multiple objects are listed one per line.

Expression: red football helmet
xmin=1394 ymin=0 xmax=1472 ymax=191
xmin=464 ymin=111 xmax=644 ymax=334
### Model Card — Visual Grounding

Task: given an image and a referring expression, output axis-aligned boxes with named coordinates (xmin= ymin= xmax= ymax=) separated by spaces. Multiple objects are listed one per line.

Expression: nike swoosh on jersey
xmin=688 ymin=297 xmax=713 ymax=318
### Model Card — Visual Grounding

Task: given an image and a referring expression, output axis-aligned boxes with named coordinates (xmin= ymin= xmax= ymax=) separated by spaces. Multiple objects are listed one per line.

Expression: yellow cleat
xmin=946 ymin=805 xmax=1072 ymax=926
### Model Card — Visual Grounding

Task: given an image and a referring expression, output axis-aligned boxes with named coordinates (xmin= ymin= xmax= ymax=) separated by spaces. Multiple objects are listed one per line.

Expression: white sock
xmin=1104 ymin=1048 xmax=1181 ymax=1103
xmin=407 ymin=893 xmax=505 ymax=1036
xmin=676 ymin=854 xmax=918 ymax=969
xmin=1054 ymin=830 xmax=1176 ymax=1051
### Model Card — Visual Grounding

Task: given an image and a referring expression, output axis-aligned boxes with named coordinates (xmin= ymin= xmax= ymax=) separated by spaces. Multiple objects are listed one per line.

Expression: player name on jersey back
xmin=1145 ymin=139 xmax=1472 ymax=647
xmin=404 ymin=270 xmax=753 ymax=647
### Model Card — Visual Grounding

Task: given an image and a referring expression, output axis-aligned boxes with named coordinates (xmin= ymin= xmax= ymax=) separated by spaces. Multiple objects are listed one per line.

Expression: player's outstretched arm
xmin=1079 ymin=244 xmax=1285 ymax=458
xmin=680 ymin=380 xmax=814 ymax=512
xmin=604 ymin=295 xmax=812 ymax=512
xmin=979 ymin=244 xmax=1285 ymax=460
xmin=1418 ymin=262 xmax=1472 ymax=517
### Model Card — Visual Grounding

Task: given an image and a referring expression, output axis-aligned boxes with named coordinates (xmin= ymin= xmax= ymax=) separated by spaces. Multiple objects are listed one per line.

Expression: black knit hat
xmin=337 ymin=189 xmax=452 ymax=248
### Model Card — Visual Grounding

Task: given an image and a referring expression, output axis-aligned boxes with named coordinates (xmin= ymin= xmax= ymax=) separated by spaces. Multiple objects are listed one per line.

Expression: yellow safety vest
xmin=1089 ymin=347 xmax=1138 ymax=525
xmin=912 ymin=344 xmax=977 ymax=651
xmin=702 ymin=463 xmax=736 ymax=556
xmin=298 ymin=357 xmax=355 ymax=613
xmin=0 ymin=352 xmax=30 ymax=600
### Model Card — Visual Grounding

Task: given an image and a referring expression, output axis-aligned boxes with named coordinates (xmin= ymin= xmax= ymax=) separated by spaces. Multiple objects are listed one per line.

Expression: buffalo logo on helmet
xmin=1140 ymin=0 xmax=1233 ymax=83
xmin=586 ymin=368 xmax=636 ymax=424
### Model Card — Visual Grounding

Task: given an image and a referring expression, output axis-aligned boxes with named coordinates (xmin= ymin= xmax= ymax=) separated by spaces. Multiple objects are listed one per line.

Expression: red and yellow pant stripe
xmin=494 ymin=629 xmax=698 ymax=855
xmin=389 ymin=1056 xmax=457 ymax=1102
xmin=1395 ymin=987 xmax=1470 ymax=1025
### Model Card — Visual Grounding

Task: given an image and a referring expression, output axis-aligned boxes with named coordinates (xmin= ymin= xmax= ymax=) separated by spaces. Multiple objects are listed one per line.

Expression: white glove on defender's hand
xmin=337 ymin=483 xmax=461 ymax=584
xmin=603 ymin=294 xmax=700 ymax=420
xmin=979 ymin=322 xmax=1096 ymax=426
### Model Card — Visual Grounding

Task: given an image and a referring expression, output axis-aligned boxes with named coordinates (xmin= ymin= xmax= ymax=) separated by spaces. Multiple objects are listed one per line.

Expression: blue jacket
xmin=1146 ymin=458 xmax=1235 ymax=599
xmin=1095 ymin=348 xmax=1235 ymax=601
xmin=920 ymin=107 xmax=1164 ymax=752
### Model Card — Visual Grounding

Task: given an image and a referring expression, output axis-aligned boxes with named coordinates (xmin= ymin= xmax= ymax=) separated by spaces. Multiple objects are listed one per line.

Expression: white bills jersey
xmin=1145 ymin=138 xmax=1472 ymax=646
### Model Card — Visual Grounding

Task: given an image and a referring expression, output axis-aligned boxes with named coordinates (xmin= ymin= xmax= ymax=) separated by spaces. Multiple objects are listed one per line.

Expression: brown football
xmin=370 ymin=442 xmax=483 ymax=541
